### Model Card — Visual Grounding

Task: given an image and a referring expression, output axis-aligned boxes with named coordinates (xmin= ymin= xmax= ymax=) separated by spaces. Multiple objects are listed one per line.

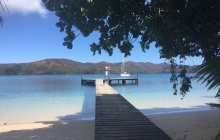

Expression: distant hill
xmin=0 ymin=59 xmax=196 ymax=75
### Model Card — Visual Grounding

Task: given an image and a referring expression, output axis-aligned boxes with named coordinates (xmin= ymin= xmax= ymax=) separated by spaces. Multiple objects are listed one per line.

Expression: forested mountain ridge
xmin=0 ymin=59 xmax=196 ymax=75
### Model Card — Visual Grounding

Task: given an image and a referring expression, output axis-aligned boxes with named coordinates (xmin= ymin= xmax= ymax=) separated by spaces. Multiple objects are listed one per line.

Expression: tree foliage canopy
xmin=42 ymin=0 xmax=220 ymax=97
xmin=0 ymin=0 xmax=9 ymax=26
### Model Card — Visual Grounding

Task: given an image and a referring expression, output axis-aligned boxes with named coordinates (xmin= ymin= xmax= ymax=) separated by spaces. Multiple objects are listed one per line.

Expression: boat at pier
xmin=120 ymin=54 xmax=130 ymax=77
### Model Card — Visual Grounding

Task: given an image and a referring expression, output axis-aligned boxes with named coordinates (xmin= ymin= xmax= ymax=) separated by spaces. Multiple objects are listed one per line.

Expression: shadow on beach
xmin=0 ymin=120 xmax=94 ymax=140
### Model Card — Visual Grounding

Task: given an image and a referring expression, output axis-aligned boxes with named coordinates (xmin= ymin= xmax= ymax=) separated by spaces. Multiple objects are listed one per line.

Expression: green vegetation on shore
xmin=0 ymin=59 xmax=196 ymax=75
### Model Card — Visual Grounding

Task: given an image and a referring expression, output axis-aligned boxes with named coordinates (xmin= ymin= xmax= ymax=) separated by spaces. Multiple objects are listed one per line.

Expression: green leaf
xmin=194 ymin=57 xmax=220 ymax=97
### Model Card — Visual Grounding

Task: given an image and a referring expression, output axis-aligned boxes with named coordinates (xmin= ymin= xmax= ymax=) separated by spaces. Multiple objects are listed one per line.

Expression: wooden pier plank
xmin=95 ymin=79 xmax=172 ymax=140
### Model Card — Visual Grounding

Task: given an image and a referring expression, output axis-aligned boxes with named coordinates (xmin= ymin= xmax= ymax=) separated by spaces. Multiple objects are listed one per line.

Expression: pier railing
xmin=81 ymin=76 xmax=138 ymax=85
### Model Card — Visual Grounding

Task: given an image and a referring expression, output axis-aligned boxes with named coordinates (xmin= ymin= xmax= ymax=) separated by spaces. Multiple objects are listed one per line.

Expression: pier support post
xmin=136 ymin=75 xmax=138 ymax=84
xmin=122 ymin=80 xmax=126 ymax=84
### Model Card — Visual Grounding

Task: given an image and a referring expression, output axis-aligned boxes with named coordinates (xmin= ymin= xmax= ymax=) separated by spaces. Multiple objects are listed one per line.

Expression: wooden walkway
xmin=95 ymin=79 xmax=172 ymax=140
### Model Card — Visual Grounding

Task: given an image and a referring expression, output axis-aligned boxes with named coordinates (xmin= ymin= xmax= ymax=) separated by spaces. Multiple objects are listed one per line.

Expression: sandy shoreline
xmin=0 ymin=120 xmax=95 ymax=140
xmin=147 ymin=109 xmax=220 ymax=140
xmin=1 ymin=109 xmax=220 ymax=140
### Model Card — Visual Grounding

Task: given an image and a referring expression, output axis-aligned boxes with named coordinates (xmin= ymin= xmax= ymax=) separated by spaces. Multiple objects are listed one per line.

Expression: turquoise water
xmin=0 ymin=74 xmax=218 ymax=124
xmin=111 ymin=73 xmax=219 ymax=115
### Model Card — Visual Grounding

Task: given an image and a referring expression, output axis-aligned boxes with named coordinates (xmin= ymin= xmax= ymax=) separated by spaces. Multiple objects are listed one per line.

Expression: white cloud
xmin=2 ymin=0 xmax=48 ymax=17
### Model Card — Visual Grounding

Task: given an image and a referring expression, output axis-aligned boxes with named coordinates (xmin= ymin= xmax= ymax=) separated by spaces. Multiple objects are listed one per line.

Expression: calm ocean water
xmin=0 ymin=74 xmax=218 ymax=124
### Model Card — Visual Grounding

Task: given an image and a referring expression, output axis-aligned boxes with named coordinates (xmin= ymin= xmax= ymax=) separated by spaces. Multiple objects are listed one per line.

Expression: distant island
xmin=0 ymin=59 xmax=196 ymax=75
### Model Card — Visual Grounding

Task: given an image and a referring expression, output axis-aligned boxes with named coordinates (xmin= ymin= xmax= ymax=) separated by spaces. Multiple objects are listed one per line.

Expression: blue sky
xmin=0 ymin=0 xmax=203 ymax=65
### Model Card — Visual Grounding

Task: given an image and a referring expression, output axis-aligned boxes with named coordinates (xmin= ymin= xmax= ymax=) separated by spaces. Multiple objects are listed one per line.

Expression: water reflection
xmin=58 ymin=84 xmax=95 ymax=120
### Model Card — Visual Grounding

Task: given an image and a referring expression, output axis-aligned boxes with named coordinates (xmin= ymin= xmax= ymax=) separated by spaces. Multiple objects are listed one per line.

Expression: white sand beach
xmin=1 ymin=110 xmax=220 ymax=140
xmin=0 ymin=120 xmax=94 ymax=140
xmin=147 ymin=109 xmax=220 ymax=140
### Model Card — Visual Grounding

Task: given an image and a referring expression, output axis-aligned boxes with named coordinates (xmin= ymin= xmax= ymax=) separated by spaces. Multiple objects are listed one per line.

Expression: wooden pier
xmin=81 ymin=77 xmax=138 ymax=85
xmin=95 ymin=79 xmax=172 ymax=140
